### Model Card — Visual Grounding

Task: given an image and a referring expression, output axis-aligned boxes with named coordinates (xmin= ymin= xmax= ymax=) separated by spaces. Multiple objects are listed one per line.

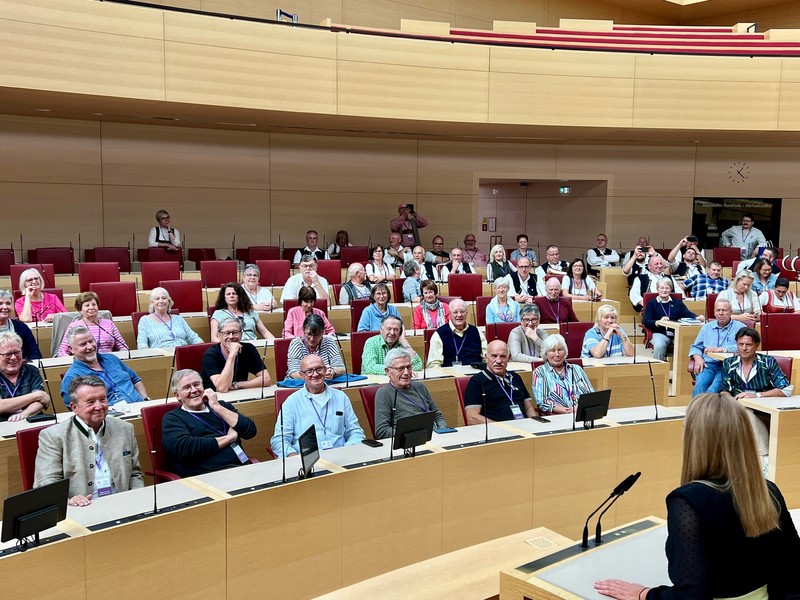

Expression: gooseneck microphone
xmin=595 ymin=472 xmax=641 ymax=545
xmin=481 ymin=377 xmax=489 ymax=444
xmin=581 ymin=472 xmax=641 ymax=549
xmin=333 ymin=334 xmax=350 ymax=389
xmin=280 ymin=405 xmax=287 ymax=484
xmin=647 ymin=359 xmax=659 ymax=421
xmin=151 ymin=424 xmax=159 ymax=515
xmin=389 ymin=387 xmax=398 ymax=461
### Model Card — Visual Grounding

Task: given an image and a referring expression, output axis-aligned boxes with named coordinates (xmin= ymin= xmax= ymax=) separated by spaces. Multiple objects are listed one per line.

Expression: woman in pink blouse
xmin=282 ymin=286 xmax=335 ymax=339
xmin=15 ymin=268 xmax=66 ymax=323
xmin=412 ymin=280 xmax=450 ymax=330
xmin=56 ymin=291 xmax=128 ymax=356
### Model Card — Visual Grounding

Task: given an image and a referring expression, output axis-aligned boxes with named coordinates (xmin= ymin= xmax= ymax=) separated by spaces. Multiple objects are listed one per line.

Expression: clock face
xmin=728 ymin=161 xmax=750 ymax=183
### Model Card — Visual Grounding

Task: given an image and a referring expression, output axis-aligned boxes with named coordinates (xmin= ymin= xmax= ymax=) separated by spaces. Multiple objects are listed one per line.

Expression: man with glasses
xmin=440 ymin=247 xmax=474 ymax=282
xmin=282 ymin=254 xmax=330 ymax=301
xmin=162 ymin=369 xmax=257 ymax=476
xmin=462 ymin=234 xmax=488 ymax=268
xmin=270 ymin=354 xmax=364 ymax=457
xmin=293 ymin=230 xmax=330 ymax=268
xmin=61 ymin=326 xmax=149 ymax=408
xmin=201 ymin=317 xmax=271 ymax=392
xmin=147 ymin=209 xmax=181 ymax=252
xmin=509 ymin=257 xmax=537 ymax=303
xmin=390 ymin=203 xmax=429 ymax=248
xmin=586 ymin=233 xmax=619 ymax=277
xmin=0 ymin=332 xmax=50 ymax=421
xmin=429 ymin=236 xmax=450 ymax=267
xmin=535 ymin=245 xmax=570 ymax=294
xmin=373 ymin=348 xmax=448 ymax=439
xmin=508 ymin=305 xmax=547 ymax=363
xmin=721 ymin=214 xmax=768 ymax=260
xmin=361 ymin=315 xmax=422 ymax=375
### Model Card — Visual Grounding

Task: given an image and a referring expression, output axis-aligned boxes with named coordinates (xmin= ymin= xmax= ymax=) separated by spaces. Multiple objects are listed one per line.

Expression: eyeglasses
xmin=178 ymin=381 xmax=204 ymax=393
xmin=0 ymin=350 xmax=22 ymax=359
xmin=160 ymin=216 xmax=170 ymax=220
xmin=221 ymin=330 xmax=242 ymax=337
xmin=521 ymin=318 xmax=539 ymax=324
xmin=518 ymin=264 xmax=531 ymax=269
xmin=301 ymin=366 xmax=326 ymax=376
xmin=388 ymin=365 xmax=413 ymax=372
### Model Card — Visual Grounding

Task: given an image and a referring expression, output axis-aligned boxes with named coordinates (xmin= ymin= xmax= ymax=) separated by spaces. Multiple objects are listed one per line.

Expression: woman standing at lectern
xmin=595 ymin=392 xmax=800 ymax=600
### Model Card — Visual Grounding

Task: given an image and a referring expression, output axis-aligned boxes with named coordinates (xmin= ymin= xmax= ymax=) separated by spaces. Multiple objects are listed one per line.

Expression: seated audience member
xmin=760 ymin=277 xmax=800 ymax=313
xmin=201 ymin=318 xmax=271 ymax=392
xmin=581 ymin=305 xmax=634 ymax=359
xmin=162 ymin=369 xmax=257 ymax=477
xmin=689 ymin=298 xmax=745 ymax=395
xmin=622 ymin=239 xmax=654 ymax=285
xmin=486 ymin=244 xmax=516 ymax=283
xmin=270 ymin=355 xmax=365 ymax=457
xmin=327 ymin=229 xmax=351 ymax=260
xmin=339 ymin=262 xmax=371 ymax=304
xmin=462 ymin=234 xmax=488 ymax=268
xmin=629 ymin=255 xmax=682 ymax=313
xmin=366 ymin=244 xmax=396 ymax=283
xmin=390 ymin=203 xmax=428 ymax=249
xmin=0 ymin=332 xmax=50 ymax=421
xmin=532 ymin=334 xmax=594 ymax=415
xmin=720 ymin=214 xmax=767 ymax=260
xmin=508 ymin=305 xmax=547 ymax=363
xmin=385 ymin=232 xmax=408 ymax=270
xmin=668 ymin=236 xmax=706 ymax=277
xmin=464 ymin=340 xmax=537 ymax=423
xmin=413 ymin=280 xmax=450 ymax=330
xmin=373 ymin=348 xmax=448 ymax=439
xmin=361 ymin=315 xmax=422 ymax=375
xmin=286 ymin=314 xmax=345 ymax=380
xmin=61 ymin=326 xmax=148 ymax=408
xmin=534 ymin=278 xmax=578 ymax=324
xmin=240 ymin=264 xmax=276 ymax=312
xmin=440 ymin=247 xmax=475 ymax=282
xmin=535 ymin=245 xmax=570 ymax=294
xmin=751 ymin=258 xmax=778 ymax=294
xmin=357 ymin=283 xmax=401 ymax=332
xmin=486 ymin=279 xmax=520 ymax=324
xmin=405 ymin=245 xmax=435 ymax=281
xmin=427 ymin=299 xmax=488 ymax=368
xmin=15 ymin=267 xmax=67 ymax=323
xmin=562 ymin=258 xmax=600 ymax=301
xmin=56 ymin=291 xmax=128 ymax=357
xmin=36 ymin=375 xmax=143 ymax=507
xmin=283 ymin=286 xmax=335 ymax=339
xmin=210 ymin=282 xmax=273 ymax=342
xmin=148 ymin=209 xmax=181 ymax=252
xmin=738 ymin=246 xmax=780 ymax=276
xmin=282 ymin=254 xmax=330 ymax=301
xmin=718 ymin=270 xmax=761 ymax=323
xmin=721 ymin=328 xmax=793 ymax=472
xmin=137 ymin=287 xmax=203 ymax=349
xmin=509 ymin=256 xmax=537 ymax=303
xmin=0 ymin=290 xmax=41 ymax=360
xmin=643 ymin=277 xmax=704 ymax=361
xmin=586 ymin=233 xmax=619 ymax=276
xmin=402 ymin=261 xmax=423 ymax=302
xmin=510 ymin=234 xmax=538 ymax=266
xmin=429 ymin=236 xmax=451 ymax=267
xmin=682 ymin=261 xmax=729 ymax=299
xmin=292 ymin=230 xmax=330 ymax=267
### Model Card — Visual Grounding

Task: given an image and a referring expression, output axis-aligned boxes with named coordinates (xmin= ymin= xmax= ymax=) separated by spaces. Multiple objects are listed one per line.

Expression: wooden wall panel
xmin=490 ymin=45 xmax=636 ymax=79
xmin=342 ymin=0 xmax=452 ymax=30
xmin=102 ymin=186 xmax=271 ymax=249
xmin=479 ymin=185 xmax=528 ymax=251
xmin=101 ymin=122 xmax=270 ymax=189
xmin=694 ymin=147 xmax=800 ymax=198
xmin=338 ymin=33 xmax=489 ymax=71
xmin=456 ymin=0 xmax=544 ymax=26
xmin=0 ymin=116 xmax=100 ymax=184
xmin=416 ymin=193 xmax=477 ymax=250
xmin=269 ymin=134 xmax=417 ymax=193
xmin=608 ymin=196 xmax=693 ymax=250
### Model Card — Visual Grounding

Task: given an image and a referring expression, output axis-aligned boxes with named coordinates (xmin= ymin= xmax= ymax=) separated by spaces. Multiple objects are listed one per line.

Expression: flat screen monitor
xmin=298 ymin=424 xmax=319 ymax=478
xmin=576 ymin=389 xmax=611 ymax=424
xmin=393 ymin=411 xmax=435 ymax=451
xmin=2 ymin=479 xmax=69 ymax=544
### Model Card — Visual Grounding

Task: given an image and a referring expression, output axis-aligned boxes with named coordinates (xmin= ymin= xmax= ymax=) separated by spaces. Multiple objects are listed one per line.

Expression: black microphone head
xmin=613 ymin=471 xmax=641 ymax=496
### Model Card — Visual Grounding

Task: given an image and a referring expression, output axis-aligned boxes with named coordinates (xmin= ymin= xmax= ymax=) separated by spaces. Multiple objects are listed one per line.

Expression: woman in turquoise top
xmin=751 ymin=258 xmax=777 ymax=294
xmin=210 ymin=283 xmax=274 ymax=342
xmin=357 ymin=283 xmax=401 ymax=332
xmin=486 ymin=278 xmax=520 ymax=324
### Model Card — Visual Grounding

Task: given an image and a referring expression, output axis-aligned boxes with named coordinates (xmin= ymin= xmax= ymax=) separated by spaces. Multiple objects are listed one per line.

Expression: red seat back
xmin=713 ymin=247 xmax=741 ymax=268
xmin=141 ymin=402 xmax=182 ymax=481
xmin=174 ymin=342 xmax=216 ymax=373
xmin=391 ymin=278 xmax=406 ymax=304
xmin=475 ymin=296 xmax=492 ymax=327
xmin=350 ymin=331 xmax=376 ymax=374
xmin=340 ymin=246 xmax=369 ymax=267
xmin=247 ymin=246 xmax=280 ymax=262
xmin=200 ymin=261 xmax=237 ymax=289
xmin=359 ymin=385 xmax=381 ymax=438
xmin=705 ymin=293 xmax=719 ymax=320
xmin=453 ymin=376 xmax=470 ymax=426
xmin=350 ymin=298 xmax=371 ymax=331
xmin=10 ymin=263 xmax=56 ymax=290
xmin=559 ymin=321 xmax=594 ymax=359
xmin=90 ymin=281 xmax=138 ymax=316
xmin=78 ymin=262 xmax=120 ymax=292
xmin=775 ymin=355 xmax=794 ymax=382
xmin=30 ymin=247 xmax=74 ymax=275
xmin=16 ymin=424 xmax=54 ymax=491
xmin=91 ymin=247 xmax=132 ymax=273
xmin=161 ymin=279 xmax=204 ymax=313
xmin=760 ymin=313 xmax=800 ymax=351
xmin=141 ymin=262 xmax=181 ymax=291
xmin=316 ymin=260 xmax=342 ymax=285
xmin=274 ymin=338 xmax=292 ymax=381
xmin=140 ymin=247 xmax=182 ymax=263
xmin=0 ymin=248 xmax=14 ymax=277
xmin=488 ymin=322 xmax=520 ymax=344
xmin=187 ymin=248 xmax=216 ymax=264
xmin=12 ymin=287 xmax=64 ymax=304
xmin=255 ymin=260 xmax=290 ymax=287
xmin=448 ymin=274 xmax=483 ymax=302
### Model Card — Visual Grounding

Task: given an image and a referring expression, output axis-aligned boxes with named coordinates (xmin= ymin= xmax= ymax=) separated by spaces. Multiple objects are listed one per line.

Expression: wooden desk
xmin=599 ymin=268 xmax=633 ymax=318
xmin=658 ymin=320 xmax=703 ymax=405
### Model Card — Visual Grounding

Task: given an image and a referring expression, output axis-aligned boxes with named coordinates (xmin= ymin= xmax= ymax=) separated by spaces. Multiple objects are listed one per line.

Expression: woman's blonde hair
xmin=489 ymin=244 xmax=507 ymax=264
xmin=593 ymin=304 xmax=618 ymax=328
xmin=682 ymin=392 xmax=779 ymax=537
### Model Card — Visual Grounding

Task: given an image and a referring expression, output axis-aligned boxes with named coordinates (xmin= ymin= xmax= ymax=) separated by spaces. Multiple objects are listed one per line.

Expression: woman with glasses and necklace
xmin=508 ymin=304 xmax=547 ymax=363
xmin=148 ymin=209 xmax=181 ymax=253
xmin=56 ymin=291 xmax=128 ymax=356
xmin=0 ymin=290 xmax=41 ymax=360
xmin=15 ymin=267 xmax=66 ymax=324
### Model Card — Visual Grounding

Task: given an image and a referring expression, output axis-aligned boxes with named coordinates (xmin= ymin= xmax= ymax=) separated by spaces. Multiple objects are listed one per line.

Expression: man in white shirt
xmin=586 ymin=233 xmax=619 ymax=276
xmin=282 ymin=255 xmax=330 ymax=301
xmin=629 ymin=255 xmax=683 ymax=312
xmin=535 ymin=245 xmax=570 ymax=295
xmin=292 ymin=230 xmax=330 ymax=267
xmin=440 ymin=247 xmax=475 ymax=282
xmin=720 ymin=214 xmax=767 ymax=260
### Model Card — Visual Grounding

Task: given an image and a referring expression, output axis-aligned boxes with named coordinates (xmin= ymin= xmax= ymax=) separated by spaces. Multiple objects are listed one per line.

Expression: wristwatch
xmin=232 ymin=381 xmax=239 ymax=390
xmin=756 ymin=392 xmax=762 ymax=399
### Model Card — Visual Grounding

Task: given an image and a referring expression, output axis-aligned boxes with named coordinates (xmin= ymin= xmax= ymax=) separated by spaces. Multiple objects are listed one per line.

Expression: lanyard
xmin=716 ymin=324 xmax=731 ymax=347
xmin=187 ymin=410 xmax=228 ymax=436
xmin=659 ymin=301 xmax=672 ymax=319
xmin=492 ymin=373 xmax=517 ymax=406
xmin=546 ymin=299 xmax=561 ymax=324
xmin=0 ymin=375 xmax=20 ymax=397
xmin=450 ymin=327 xmax=468 ymax=360
xmin=308 ymin=396 xmax=330 ymax=434
xmin=244 ymin=287 xmax=260 ymax=305
xmin=154 ymin=313 xmax=176 ymax=340
xmin=395 ymin=387 xmax=428 ymax=412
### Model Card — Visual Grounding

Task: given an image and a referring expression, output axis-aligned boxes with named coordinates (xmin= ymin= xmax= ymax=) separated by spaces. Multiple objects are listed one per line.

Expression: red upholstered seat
xmin=78 ymin=262 xmax=120 ymax=292
xmin=141 ymin=402 xmax=182 ymax=482
xmin=89 ymin=281 xmax=138 ymax=316
xmin=16 ymin=424 xmax=54 ymax=491
xmin=160 ymin=280 xmax=204 ymax=313
xmin=359 ymin=385 xmax=381 ymax=439
xmin=200 ymin=260 xmax=237 ymax=289
xmin=142 ymin=262 xmax=181 ymax=291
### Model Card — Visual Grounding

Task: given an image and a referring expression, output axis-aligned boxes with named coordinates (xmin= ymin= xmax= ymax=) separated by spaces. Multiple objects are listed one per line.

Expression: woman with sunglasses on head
xmin=357 ymin=283 xmax=401 ymax=332
xmin=210 ymin=282 xmax=273 ymax=342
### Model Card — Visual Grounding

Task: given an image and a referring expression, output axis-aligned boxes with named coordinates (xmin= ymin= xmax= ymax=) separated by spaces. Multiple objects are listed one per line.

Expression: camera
xmin=406 ymin=203 xmax=415 ymax=213
xmin=686 ymin=235 xmax=698 ymax=244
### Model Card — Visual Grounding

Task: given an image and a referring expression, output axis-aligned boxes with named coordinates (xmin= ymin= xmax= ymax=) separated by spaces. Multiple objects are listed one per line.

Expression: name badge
xmin=666 ymin=330 xmax=675 ymax=338
xmin=320 ymin=440 xmax=333 ymax=450
xmin=510 ymin=404 xmax=524 ymax=420
xmin=230 ymin=442 xmax=249 ymax=464
xmin=96 ymin=485 xmax=113 ymax=497
xmin=451 ymin=360 xmax=462 ymax=367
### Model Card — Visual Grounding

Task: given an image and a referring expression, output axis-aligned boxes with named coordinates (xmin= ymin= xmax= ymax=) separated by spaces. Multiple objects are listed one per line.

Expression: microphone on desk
xmin=37 ymin=362 xmax=58 ymax=421
xmin=647 ymin=359 xmax=659 ymax=421
xmin=333 ymin=334 xmax=350 ymax=389
xmin=32 ymin=312 xmax=40 ymax=349
xmin=422 ymin=332 xmax=428 ymax=381
xmin=594 ymin=472 xmax=641 ymax=546
xmin=763 ymin=313 xmax=769 ymax=356
xmin=389 ymin=387 xmax=398 ymax=461
xmin=481 ymin=378 xmax=489 ymax=444
xmin=203 ymin=278 xmax=211 ymax=316
xmin=151 ymin=424 xmax=160 ymax=515
xmin=260 ymin=341 xmax=270 ymax=400
xmin=581 ymin=471 xmax=641 ymax=549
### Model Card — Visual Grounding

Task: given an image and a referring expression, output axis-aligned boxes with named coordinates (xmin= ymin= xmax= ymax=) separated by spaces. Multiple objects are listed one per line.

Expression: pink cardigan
xmin=282 ymin=307 xmax=335 ymax=339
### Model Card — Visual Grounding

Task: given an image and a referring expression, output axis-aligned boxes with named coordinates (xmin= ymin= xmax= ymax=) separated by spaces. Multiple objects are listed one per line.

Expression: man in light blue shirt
xmin=270 ymin=354 xmax=365 ymax=458
xmin=688 ymin=298 xmax=745 ymax=396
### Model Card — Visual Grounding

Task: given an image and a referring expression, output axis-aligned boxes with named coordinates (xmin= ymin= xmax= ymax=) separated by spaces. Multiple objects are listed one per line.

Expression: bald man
xmin=534 ymin=278 xmax=578 ymax=324
xmin=426 ymin=299 xmax=487 ymax=368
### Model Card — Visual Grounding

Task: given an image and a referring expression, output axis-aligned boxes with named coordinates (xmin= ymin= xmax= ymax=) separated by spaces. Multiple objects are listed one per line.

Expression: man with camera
xmin=390 ymin=203 xmax=428 ymax=248
xmin=668 ymin=236 xmax=706 ymax=277
xmin=622 ymin=236 xmax=657 ymax=285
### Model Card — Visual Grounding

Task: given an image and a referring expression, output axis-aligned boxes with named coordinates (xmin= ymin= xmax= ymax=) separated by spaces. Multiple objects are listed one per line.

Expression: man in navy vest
xmin=426 ymin=299 xmax=487 ymax=368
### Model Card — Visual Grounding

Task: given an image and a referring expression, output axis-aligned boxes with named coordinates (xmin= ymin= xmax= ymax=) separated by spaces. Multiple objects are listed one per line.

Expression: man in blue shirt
xmin=60 ymin=326 xmax=149 ymax=408
xmin=270 ymin=354 xmax=364 ymax=458
xmin=688 ymin=298 xmax=745 ymax=396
